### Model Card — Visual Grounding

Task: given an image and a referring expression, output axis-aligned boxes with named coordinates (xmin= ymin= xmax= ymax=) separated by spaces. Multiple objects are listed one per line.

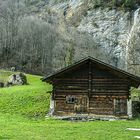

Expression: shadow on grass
xmin=0 ymin=136 xmax=11 ymax=139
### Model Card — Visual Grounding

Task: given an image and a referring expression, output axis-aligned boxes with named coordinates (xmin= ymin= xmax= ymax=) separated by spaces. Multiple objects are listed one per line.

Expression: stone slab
xmin=127 ymin=128 xmax=140 ymax=131
xmin=134 ymin=136 xmax=140 ymax=139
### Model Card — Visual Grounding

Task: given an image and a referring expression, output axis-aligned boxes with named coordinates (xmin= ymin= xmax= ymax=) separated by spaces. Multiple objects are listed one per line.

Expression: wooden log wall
xmin=89 ymin=97 xmax=113 ymax=115
xmin=52 ymin=61 xmax=129 ymax=115
xmin=53 ymin=78 xmax=89 ymax=113
xmin=90 ymin=64 xmax=130 ymax=96
xmin=91 ymin=78 xmax=129 ymax=96
xmin=54 ymin=79 xmax=88 ymax=98
xmin=88 ymin=64 xmax=129 ymax=115
xmin=53 ymin=63 xmax=89 ymax=113
xmin=89 ymin=96 xmax=127 ymax=115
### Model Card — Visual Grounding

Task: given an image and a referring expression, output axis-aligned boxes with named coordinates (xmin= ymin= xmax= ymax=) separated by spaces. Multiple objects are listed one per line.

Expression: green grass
xmin=132 ymin=88 xmax=139 ymax=96
xmin=0 ymin=70 xmax=140 ymax=140
xmin=0 ymin=113 xmax=140 ymax=140
xmin=0 ymin=70 xmax=52 ymax=118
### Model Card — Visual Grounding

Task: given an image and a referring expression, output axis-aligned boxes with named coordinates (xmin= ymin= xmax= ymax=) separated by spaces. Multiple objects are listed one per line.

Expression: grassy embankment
xmin=0 ymin=70 xmax=51 ymax=118
xmin=0 ymin=70 xmax=140 ymax=140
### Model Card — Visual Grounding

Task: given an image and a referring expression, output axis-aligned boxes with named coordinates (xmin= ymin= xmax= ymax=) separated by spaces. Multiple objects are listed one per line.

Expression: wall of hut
xmin=52 ymin=61 xmax=130 ymax=116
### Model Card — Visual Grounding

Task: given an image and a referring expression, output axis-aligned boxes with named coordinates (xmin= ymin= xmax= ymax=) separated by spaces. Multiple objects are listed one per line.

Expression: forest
xmin=0 ymin=0 xmax=140 ymax=75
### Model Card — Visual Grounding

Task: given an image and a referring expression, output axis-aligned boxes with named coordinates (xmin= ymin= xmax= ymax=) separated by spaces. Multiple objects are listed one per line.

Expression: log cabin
xmin=42 ymin=57 xmax=140 ymax=119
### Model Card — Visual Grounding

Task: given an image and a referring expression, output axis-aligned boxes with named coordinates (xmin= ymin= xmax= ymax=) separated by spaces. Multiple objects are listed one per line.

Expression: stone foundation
xmin=47 ymin=113 xmax=129 ymax=121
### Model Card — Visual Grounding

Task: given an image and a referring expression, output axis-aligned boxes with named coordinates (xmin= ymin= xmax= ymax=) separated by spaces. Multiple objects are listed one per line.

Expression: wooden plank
xmin=54 ymin=82 xmax=88 ymax=85
xmin=55 ymin=101 xmax=75 ymax=111
xmin=92 ymin=88 xmax=128 ymax=90
xmin=89 ymin=110 xmax=114 ymax=115
xmin=55 ymin=86 xmax=88 ymax=90
xmin=55 ymin=92 xmax=88 ymax=95
xmin=92 ymin=85 xmax=128 ymax=88
xmin=92 ymin=83 xmax=128 ymax=86
xmin=89 ymin=95 xmax=127 ymax=98
xmin=55 ymin=89 xmax=88 ymax=93
xmin=92 ymin=82 xmax=128 ymax=85
xmin=55 ymin=84 xmax=88 ymax=87
xmin=54 ymin=78 xmax=89 ymax=81
xmin=91 ymin=89 xmax=128 ymax=93
xmin=55 ymin=88 xmax=88 ymax=91
xmin=88 ymin=61 xmax=92 ymax=97
xmin=90 ymin=95 xmax=127 ymax=97
xmin=92 ymin=79 xmax=128 ymax=82
xmin=89 ymin=108 xmax=113 ymax=110
xmin=92 ymin=78 xmax=128 ymax=81
xmin=90 ymin=93 xmax=128 ymax=96
xmin=54 ymin=80 xmax=88 ymax=83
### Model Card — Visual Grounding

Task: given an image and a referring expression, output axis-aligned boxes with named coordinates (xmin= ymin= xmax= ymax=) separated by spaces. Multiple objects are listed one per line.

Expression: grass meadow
xmin=0 ymin=70 xmax=140 ymax=140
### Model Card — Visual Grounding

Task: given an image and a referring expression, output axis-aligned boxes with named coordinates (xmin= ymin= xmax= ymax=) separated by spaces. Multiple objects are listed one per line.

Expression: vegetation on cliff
xmin=0 ymin=0 xmax=140 ymax=76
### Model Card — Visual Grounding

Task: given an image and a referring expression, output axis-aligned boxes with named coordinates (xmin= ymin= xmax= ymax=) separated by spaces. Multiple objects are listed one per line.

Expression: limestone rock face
xmin=65 ymin=1 xmax=131 ymax=68
xmin=7 ymin=73 xmax=27 ymax=86
xmin=78 ymin=8 xmax=130 ymax=52
xmin=45 ymin=0 xmax=140 ymax=72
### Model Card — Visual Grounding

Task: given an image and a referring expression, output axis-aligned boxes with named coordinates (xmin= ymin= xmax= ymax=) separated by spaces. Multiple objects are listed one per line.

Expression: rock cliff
xmin=41 ymin=0 xmax=140 ymax=74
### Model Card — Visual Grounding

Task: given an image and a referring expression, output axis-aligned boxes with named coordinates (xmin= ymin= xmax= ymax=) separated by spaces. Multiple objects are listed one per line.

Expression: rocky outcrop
xmin=42 ymin=0 xmax=140 ymax=74
xmin=77 ymin=8 xmax=130 ymax=69
xmin=6 ymin=73 xmax=27 ymax=86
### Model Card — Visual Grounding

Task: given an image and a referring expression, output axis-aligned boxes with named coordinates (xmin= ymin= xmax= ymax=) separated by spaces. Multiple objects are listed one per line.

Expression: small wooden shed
xmin=42 ymin=57 xmax=140 ymax=118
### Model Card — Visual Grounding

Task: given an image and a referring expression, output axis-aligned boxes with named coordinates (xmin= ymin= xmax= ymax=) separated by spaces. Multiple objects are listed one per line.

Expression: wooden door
xmin=74 ymin=96 xmax=87 ymax=113
xmin=114 ymin=99 xmax=127 ymax=115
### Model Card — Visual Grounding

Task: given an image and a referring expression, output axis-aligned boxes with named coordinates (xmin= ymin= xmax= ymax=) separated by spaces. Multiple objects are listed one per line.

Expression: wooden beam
xmin=88 ymin=60 xmax=92 ymax=97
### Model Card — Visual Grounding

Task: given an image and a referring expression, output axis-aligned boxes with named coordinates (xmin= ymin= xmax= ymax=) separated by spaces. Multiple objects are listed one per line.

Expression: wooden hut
xmin=42 ymin=57 xmax=140 ymax=119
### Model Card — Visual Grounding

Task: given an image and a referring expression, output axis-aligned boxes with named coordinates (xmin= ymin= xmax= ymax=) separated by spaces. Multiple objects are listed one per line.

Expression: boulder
xmin=7 ymin=73 xmax=27 ymax=86
xmin=10 ymin=67 xmax=16 ymax=72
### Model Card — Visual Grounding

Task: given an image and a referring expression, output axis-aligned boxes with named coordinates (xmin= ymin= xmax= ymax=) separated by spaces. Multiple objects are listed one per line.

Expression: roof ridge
xmin=42 ymin=56 xmax=140 ymax=88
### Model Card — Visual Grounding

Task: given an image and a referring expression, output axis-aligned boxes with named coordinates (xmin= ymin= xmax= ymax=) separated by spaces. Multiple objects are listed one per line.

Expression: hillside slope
xmin=0 ymin=70 xmax=52 ymax=118
xmin=0 ymin=71 xmax=140 ymax=139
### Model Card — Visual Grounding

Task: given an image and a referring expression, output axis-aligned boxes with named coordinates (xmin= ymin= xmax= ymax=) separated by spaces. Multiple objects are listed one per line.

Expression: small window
xmin=66 ymin=96 xmax=76 ymax=104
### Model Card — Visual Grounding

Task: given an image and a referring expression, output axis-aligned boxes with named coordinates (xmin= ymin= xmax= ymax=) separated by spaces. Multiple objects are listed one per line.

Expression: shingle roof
xmin=42 ymin=56 xmax=140 ymax=88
